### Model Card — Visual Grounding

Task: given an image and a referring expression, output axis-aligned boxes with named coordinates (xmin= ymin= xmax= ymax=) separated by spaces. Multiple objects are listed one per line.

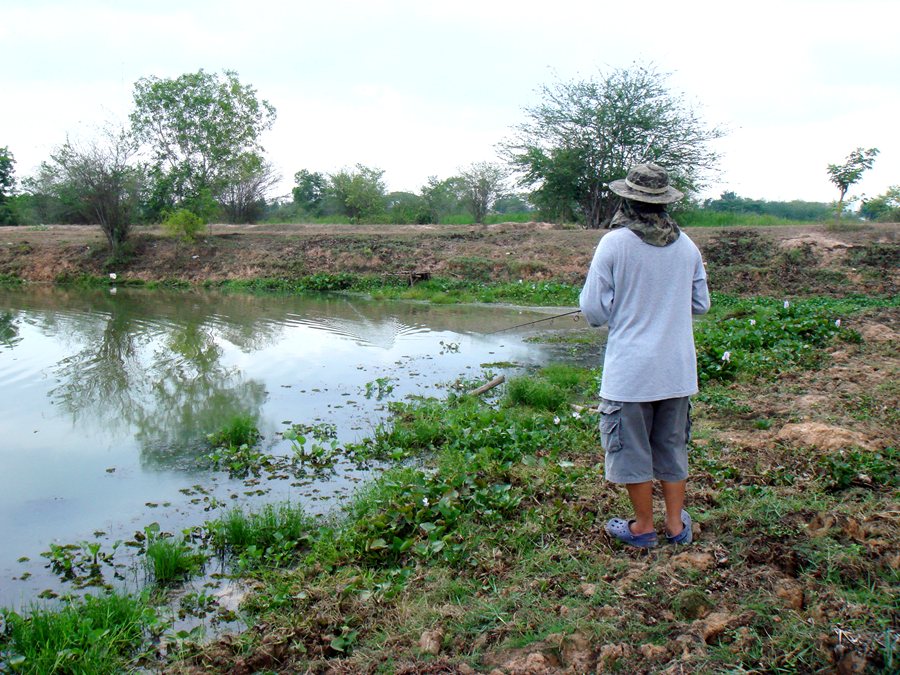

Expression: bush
xmin=162 ymin=208 xmax=205 ymax=242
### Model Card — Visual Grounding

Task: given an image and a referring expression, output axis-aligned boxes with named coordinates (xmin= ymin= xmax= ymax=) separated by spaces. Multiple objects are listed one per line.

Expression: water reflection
xmin=0 ymin=285 xmax=573 ymax=607
xmin=1 ymin=310 xmax=21 ymax=349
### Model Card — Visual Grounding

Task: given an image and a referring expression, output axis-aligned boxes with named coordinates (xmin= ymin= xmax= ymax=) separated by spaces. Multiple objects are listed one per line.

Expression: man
xmin=580 ymin=163 xmax=710 ymax=548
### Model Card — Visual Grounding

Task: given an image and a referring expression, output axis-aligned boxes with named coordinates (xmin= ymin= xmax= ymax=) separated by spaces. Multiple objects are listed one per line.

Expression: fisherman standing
xmin=580 ymin=163 xmax=710 ymax=548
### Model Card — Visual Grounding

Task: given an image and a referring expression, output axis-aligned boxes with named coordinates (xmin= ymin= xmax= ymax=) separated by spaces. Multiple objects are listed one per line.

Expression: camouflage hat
xmin=609 ymin=163 xmax=684 ymax=204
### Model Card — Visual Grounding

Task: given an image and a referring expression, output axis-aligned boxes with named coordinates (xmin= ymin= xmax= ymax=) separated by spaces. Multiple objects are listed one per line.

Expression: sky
xmin=1 ymin=0 xmax=898 ymax=205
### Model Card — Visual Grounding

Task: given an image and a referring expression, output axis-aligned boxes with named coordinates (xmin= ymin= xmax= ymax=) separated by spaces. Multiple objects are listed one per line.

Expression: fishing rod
xmin=486 ymin=309 xmax=582 ymax=334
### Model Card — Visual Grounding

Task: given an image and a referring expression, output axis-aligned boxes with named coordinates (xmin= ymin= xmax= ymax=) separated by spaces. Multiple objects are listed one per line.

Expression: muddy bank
xmin=0 ymin=222 xmax=897 ymax=296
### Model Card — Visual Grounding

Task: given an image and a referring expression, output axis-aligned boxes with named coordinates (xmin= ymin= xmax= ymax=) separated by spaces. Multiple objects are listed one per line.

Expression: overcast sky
xmin=1 ymin=0 xmax=897 ymax=205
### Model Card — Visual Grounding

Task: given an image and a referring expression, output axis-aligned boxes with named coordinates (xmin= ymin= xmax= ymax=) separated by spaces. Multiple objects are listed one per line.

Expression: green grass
xmin=504 ymin=375 xmax=568 ymax=411
xmin=206 ymin=414 xmax=261 ymax=449
xmin=0 ymin=592 xmax=154 ymax=674
xmin=676 ymin=211 xmax=813 ymax=227
xmin=207 ymin=503 xmax=314 ymax=570
xmin=143 ymin=531 xmax=204 ymax=584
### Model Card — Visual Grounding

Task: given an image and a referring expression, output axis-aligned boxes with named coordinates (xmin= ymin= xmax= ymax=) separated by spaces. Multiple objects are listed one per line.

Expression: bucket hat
xmin=609 ymin=163 xmax=684 ymax=204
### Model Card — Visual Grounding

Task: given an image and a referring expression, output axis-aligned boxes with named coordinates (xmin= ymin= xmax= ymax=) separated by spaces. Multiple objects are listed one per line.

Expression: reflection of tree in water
xmin=49 ymin=293 xmax=268 ymax=471
xmin=1 ymin=311 xmax=21 ymax=349
xmin=133 ymin=322 xmax=267 ymax=470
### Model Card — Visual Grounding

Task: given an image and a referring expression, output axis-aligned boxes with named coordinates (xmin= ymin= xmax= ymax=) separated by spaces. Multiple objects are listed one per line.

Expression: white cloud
xmin=1 ymin=0 xmax=897 ymax=203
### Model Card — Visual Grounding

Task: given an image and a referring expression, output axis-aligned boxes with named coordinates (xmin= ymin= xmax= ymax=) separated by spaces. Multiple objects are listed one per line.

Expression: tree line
xmin=0 ymin=65 xmax=894 ymax=256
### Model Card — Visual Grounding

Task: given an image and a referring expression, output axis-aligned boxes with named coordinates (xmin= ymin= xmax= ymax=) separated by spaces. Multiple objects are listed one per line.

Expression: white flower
xmin=784 ymin=300 xmax=790 ymax=309
xmin=422 ymin=497 xmax=429 ymax=507
xmin=109 ymin=287 xmax=117 ymax=295
xmin=553 ymin=416 xmax=561 ymax=425
xmin=109 ymin=273 xmax=117 ymax=280
xmin=835 ymin=319 xmax=841 ymax=327
xmin=571 ymin=411 xmax=581 ymax=420
xmin=722 ymin=351 xmax=731 ymax=362
xmin=749 ymin=319 xmax=756 ymax=326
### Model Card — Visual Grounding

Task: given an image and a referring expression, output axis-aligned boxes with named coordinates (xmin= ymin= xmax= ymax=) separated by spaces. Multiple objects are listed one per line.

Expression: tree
xmin=420 ymin=175 xmax=465 ymax=224
xmin=327 ymin=164 xmax=386 ymax=223
xmin=459 ymin=161 xmax=509 ymax=224
xmin=220 ymin=154 xmax=280 ymax=223
xmin=502 ymin=64 xmax=723 ymax=228
xmin=37 ymin=128 xmax=145 ymax=253
xmin=130 ymin=70 xmax=276 ymax=218
xmin=0 ymin=146 xmax=16 ymax=224
xmin=859 ymin=186 xmax=900 ymax=222
xmin=385 ymin=191 xmax=429 ymax=224
xmin=826 ymin=147 xmax=879 ymax=223
xmin=292 ymin=169 xmax=328 ymax=216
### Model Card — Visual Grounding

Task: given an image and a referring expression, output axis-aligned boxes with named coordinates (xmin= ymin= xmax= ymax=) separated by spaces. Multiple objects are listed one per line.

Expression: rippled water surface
xmin=0 ymin=286 xmax=580 ymax=607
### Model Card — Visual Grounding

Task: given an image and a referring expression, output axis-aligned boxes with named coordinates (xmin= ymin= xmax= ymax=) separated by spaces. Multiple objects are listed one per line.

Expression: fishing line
xmin=485 ymin=309 xmax=582 ymax=335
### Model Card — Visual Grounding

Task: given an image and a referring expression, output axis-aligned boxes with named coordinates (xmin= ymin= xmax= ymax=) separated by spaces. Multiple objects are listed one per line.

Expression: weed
xmin=505 ymin=376 xmax=568 ymax=411
xmin=819 ymin=447 xmax=899 ymax=491
xmin=142 ymin=524 xmax=204 ymax=584
xmin=206 ymin=414 xmax=260 ymax=448
xmin=0 ymin=592 xmax=155 ymax=674
xmin=207 ymin=503 xmax=314 ymax=570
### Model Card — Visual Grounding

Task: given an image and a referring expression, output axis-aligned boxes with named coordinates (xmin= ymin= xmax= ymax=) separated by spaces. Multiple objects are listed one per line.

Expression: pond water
xmin=0 ymin=286 xmax=591 ymax=610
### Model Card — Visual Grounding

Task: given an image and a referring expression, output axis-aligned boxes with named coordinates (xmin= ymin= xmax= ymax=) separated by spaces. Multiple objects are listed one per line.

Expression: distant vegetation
xmin=1 ymin=65 xmax=891 ymax=246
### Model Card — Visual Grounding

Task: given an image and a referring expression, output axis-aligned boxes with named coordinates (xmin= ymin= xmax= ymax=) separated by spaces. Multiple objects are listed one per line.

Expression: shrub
xmin=162 ymin=208 xmax=205 ymax=242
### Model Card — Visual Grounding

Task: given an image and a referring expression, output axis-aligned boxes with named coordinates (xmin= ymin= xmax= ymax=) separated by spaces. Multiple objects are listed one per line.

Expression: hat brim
xmin=609 ymin=178 xmax=684 ymax=204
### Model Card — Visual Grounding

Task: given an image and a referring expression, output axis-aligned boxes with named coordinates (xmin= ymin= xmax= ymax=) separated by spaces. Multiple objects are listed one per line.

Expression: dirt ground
xmin=0 ymin=222 xmax=897 ymax=294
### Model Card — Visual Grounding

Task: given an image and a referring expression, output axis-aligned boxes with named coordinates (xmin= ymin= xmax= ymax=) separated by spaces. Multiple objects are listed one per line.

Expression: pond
xmin=0 ymin=285 xmax=593 ymax=610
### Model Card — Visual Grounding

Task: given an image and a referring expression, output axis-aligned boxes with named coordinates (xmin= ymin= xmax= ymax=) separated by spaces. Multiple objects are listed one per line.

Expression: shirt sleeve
xmin=692 ymin=255 xmax=711 ymax=315
xmin=579 ymin=237 xmax=616 ymax=327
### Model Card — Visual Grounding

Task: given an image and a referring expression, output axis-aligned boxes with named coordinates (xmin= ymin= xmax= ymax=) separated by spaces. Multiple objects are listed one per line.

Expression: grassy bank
xmin=3 ymin=294 xmax=895 ymax=673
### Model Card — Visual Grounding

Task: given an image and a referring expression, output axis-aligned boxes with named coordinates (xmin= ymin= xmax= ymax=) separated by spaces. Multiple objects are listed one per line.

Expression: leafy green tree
xmin=502 ymin=64 xmax=723 ymax=228
xmin=420 ymin=175 xmax=465 ymax=223
xmin=859 ymin=185 xmax=900 ymax=222
xmin=703 ymin=192 xmax=832 ymax=221
xmin=0 ymin=146 xmax=16 ymax=224
xmin=385 ymin=191 xmax=429 ymax=224
xmin=327 ymin=164 xmax=386 ymax=223
xmin=130 ymin=70 xmax=276 ymax=219
xmin=459 ymin=162 xmax=509 ymax=224
xmin=493 ymin=193 xmax=533 ymax=214
xmin=292 ymin=169 xmax=328 ymax=216
xmin=36 ymin=129 xmax=145 ymax=253
xmin=826 ymin=147 xmax=879 ymax=223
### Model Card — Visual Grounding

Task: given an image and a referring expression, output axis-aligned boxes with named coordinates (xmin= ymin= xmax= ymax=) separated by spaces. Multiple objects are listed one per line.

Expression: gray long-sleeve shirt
xmin=579 ymin=228 xmax=710 ymax=402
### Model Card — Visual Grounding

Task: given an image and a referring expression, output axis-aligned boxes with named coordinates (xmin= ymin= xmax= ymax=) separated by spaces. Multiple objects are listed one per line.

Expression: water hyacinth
xmin=784 ymin=300 xmax=790 ymax=309
xmin=722 ymin=351 xmax=731 ymax=362
xmin=749 ymin=319 xmax=756 ymax=326
xmin=835 ymin=319 xmax=841 ymax=327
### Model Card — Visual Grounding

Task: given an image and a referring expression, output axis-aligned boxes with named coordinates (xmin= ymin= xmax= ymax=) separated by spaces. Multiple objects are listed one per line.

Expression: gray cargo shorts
xmin=599 ymin=397 xmax=692 ymax=484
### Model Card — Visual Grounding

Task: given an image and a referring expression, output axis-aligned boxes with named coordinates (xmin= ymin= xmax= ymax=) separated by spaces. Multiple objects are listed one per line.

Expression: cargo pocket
xmin=599 ymin=400 xmax=623 ymax=453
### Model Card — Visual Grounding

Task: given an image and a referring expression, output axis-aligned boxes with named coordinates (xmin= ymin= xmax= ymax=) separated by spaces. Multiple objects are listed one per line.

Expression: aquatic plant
xmin=142 ymin=524 xmax=204 ymax=585
xmin=207 ymin=503 xmax=314 ymax=570
xmin=206 ymin=414 xmax=260 ymax=449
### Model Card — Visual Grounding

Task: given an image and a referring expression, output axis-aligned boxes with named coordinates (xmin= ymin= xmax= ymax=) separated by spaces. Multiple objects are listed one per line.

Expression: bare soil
xmin=0 ymin=222 xmax=897 ymax=295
